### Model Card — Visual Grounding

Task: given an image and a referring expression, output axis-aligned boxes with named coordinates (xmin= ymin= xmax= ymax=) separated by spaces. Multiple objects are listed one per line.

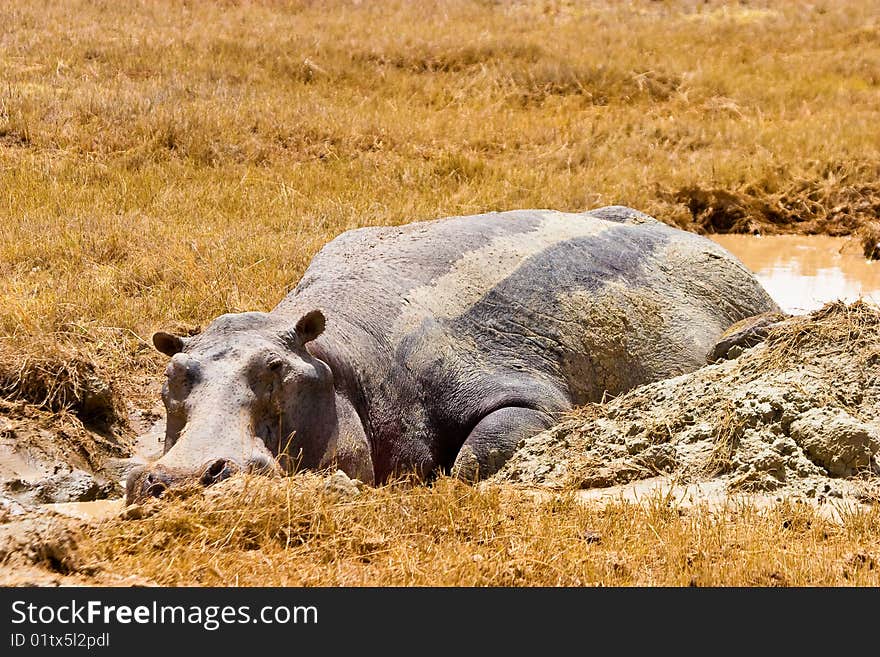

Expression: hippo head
xmin=126 ymin=309 xmax=331 ymax=503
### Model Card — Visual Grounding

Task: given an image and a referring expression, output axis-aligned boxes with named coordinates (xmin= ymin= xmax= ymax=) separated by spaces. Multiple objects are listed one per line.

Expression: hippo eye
xmin=267 ymin=358 xmax=283 ymax=372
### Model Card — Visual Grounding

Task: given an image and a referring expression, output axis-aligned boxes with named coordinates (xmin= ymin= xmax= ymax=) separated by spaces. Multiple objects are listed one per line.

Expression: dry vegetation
xmin=2 ymin=0 xmax=880 ymax=585
xmin=64 ymin=475 xmax=880 ymax=586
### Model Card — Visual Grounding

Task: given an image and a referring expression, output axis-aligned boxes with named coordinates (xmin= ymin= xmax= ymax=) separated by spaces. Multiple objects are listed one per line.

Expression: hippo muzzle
xmin=125 ymin=453 xmax=282 ymax=503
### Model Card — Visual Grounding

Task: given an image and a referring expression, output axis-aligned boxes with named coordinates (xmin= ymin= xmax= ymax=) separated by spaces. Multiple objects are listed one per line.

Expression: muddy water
xmin=47 ymin=498 xmax=124 ymax=522
xmin=711 ymin=235 xmax=880 ymax=314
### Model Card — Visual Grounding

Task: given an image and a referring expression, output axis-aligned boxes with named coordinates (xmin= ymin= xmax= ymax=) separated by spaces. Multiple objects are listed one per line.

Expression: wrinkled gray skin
xmin=126 ymin=207 xmax=779 ymax=502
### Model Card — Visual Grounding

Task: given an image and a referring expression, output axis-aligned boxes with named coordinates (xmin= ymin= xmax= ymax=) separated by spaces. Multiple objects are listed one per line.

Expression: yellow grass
xmin=2 ymin=0 xmax=880 ymax=585
xmin=82 ymin=474 xmax=880 ymax=586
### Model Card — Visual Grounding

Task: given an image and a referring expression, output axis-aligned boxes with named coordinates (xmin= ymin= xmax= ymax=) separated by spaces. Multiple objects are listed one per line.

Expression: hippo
xmin=126 ymin=206 xmax=779 ymax=502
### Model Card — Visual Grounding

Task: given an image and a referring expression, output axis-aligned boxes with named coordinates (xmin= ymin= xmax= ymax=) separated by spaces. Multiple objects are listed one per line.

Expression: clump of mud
xmin=0 ymin=347 xmax=119 ymax=424
xmin=0 ymin=514 xmax=85 ymax=575
xmin=496 ymin=301 xmax=880 ymax=506
xmin=0 ymin=343 xmax=133 ymax=506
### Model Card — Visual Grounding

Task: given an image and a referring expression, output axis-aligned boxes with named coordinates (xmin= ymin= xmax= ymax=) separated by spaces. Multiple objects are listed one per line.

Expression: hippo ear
xmin=295 ymin=309 xmax=326 ymax=344
xmin=152 ymin=332 xmax=187 ymax=357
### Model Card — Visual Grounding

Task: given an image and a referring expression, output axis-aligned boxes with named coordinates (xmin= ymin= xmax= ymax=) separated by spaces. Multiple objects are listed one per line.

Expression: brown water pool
xmin=710 ymin=234 xmax=880 ymax=314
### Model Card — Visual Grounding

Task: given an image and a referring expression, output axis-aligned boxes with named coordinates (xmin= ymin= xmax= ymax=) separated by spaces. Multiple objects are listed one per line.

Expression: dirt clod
xmin=790 ymin=409 xmax=879 ymax=478
xmin=323 ymin=470 xmax=363 ymax=499
xmin=0 ymin=515 xmax=83 ymax=574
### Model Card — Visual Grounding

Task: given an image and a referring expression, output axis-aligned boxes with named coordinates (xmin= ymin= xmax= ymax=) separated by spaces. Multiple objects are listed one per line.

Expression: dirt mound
xmin=495 ymin=302 xmax=880 ymax=506
xmin=0 ymin=343 xmax=133 ymax=506
xmin=0 ymin=345 xmax=121 ymax=424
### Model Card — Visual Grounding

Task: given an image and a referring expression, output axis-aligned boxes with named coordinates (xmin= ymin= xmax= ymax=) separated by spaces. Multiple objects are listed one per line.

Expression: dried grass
xmin=860 ymin=222 xmax=880 ymax=260
xmin=669 ymin=162 xmax=880 ymax=236
xmin=704 ymin=401 xmax=746 ymax=477
xmin=78 ymin=473 xmax=880 ymax=586
xmin=0 ymin=341 xmax=120 ymax=425
xmin=757 ymin=300 xmax=880 ymax=370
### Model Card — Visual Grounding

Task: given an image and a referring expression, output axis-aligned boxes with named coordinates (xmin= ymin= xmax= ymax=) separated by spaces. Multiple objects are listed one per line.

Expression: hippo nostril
xmin=127 ymin=467 xmax=176 ymax=503
xmin=207 ymin=459 xmax=226 ymax=477
xmin=145 ymin=481 xmax=167 ymax=498
xmin=200 ymin=459 xmax=238 ymax=486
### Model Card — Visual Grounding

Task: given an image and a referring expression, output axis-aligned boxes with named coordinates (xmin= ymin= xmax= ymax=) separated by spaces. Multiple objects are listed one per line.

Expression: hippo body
xmin=129 ymin=206 xmax=779 ymax=500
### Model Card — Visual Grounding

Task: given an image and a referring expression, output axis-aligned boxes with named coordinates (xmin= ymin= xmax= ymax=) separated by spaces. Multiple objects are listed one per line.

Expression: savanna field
xmin=2 ymin=0 xmax=880 ymax=585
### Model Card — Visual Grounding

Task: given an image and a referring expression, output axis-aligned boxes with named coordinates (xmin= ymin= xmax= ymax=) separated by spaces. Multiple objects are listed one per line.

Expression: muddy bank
xmin=495 ymin=302 xmax=880 ymax=507
xmin=650 ymin=162 xmax=880 ymax=259
xmin=656 ymin=162 xmax=880 ymax=239
xmin=0 ymin=345 xmax=136 ymax=507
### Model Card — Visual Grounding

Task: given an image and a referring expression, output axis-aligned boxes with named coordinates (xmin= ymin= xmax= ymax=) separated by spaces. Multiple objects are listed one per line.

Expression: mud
xmin=0 ymin=513 xmax=85 ymax=575
xmin=505 ymin=475 xmax=866 ymax=522
xmin=495 ymin=302 xmax=880 ymax=508
xmin=0 ymin=348 xmax=137 ymax=508
xmin=0 ymin=400 xmax=128 ymax=506
xmin=48 ymin=498 xmax=125 ymax=523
